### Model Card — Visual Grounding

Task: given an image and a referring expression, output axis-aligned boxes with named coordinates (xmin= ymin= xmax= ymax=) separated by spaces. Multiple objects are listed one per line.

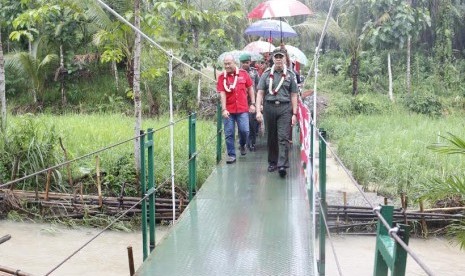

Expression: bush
xmin=0 ymin=115 xmax=59 ymax=189
xmin=325 ymin=92 xmax=392 ymax=116
xmin=401 ymin=92 xmax=443 ymax=117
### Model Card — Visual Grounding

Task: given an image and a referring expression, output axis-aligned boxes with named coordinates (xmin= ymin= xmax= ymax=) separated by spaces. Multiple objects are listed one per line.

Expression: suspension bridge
xmin=0 ymin=0 xmax=442 ymax=275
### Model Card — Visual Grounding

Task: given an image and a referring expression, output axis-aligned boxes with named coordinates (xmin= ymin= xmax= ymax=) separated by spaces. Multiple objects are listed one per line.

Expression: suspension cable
xmin=317 ymin=197 xmax=344 ymax=276
xmin=44 ymin=195 xmax=147 ymax=275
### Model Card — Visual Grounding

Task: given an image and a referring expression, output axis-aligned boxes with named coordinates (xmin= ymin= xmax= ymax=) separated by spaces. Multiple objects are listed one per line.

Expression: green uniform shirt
xmin=258 ymin=68 xmax=298 ymax=102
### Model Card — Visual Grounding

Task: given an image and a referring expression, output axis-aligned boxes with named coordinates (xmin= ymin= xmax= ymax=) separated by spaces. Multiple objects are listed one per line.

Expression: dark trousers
xmin=264 ymin=101 xmax=292 ymax=168
xmin=248 ymin=112 xmax=258 ymax=147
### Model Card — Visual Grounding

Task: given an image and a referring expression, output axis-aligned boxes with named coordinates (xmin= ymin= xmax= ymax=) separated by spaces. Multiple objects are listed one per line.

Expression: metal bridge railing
xmin=309 ymin=126 xmax=436 ymax=276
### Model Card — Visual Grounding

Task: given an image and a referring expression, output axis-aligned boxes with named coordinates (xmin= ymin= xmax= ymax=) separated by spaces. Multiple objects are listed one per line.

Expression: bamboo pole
xmin=0 ymin=265 xmax=34 ymax=276
xmin=416 ymin=206 xmax=465 ymax=213
xmin=0 ymin=234 xmax=11 ymax=244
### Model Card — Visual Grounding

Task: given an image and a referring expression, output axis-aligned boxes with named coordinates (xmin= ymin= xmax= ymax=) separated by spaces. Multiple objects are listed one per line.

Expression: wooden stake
xmin=127 ymin=246 xmax=135 ymax=276
xmin=420 ymin=199 xmax=428 ymax=238
xmin=45 ymin=169 xmax=51 ymax=201
xmin=343 ymin=192 xmax=348 ymax=223
xmin=59 ymin=138 xmax=74 ymax=195
xmin=96 ymin=156 xmax=102 ymax=207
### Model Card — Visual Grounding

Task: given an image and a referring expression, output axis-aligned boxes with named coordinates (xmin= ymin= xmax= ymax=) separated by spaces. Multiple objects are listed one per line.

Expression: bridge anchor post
xmin=373 ymin=205 xmax=411 ymax=276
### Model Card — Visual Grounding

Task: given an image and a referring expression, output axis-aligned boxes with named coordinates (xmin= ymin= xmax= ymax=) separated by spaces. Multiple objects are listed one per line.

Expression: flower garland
xmin=223 ymin=67 xmax=239 ymax=92
xmin=268 ymin=64 xmax=287 ymax=95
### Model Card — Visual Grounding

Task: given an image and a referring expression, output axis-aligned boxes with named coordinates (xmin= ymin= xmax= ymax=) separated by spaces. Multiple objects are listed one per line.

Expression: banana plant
xmin=5 ymin=38 xmax=58 ymax=104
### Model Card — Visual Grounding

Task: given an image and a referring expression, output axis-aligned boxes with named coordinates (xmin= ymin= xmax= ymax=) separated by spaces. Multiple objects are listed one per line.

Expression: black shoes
xmin=268 ymin=164 xmax=287 ymax=177
xmin=240 ymin=145 xmax=247 ymax=156
xmin=278 ymin=167 xmax=287 ymax=178
xmin=248 ymin=144 xmax=256 ymax=152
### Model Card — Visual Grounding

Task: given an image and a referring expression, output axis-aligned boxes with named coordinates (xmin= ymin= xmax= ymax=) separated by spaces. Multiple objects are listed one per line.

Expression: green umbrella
xmin=217 ymin=50 xmax=263 ymax=65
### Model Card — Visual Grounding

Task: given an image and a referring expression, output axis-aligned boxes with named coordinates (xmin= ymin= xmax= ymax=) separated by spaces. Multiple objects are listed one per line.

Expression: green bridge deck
xmin=136 ymin=141 xmax=315 ymax=275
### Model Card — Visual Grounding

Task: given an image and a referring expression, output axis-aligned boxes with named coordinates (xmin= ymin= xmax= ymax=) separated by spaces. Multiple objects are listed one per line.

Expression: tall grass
xmin=320 ymin=110 xmax=465 ymax=203
xmin=7 ymin=114 xmax=218 ymax=195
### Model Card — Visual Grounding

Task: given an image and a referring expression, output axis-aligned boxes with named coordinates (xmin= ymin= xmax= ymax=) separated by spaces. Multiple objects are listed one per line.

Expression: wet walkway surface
xmin=136 ymin=140 xmax=315 ymax=276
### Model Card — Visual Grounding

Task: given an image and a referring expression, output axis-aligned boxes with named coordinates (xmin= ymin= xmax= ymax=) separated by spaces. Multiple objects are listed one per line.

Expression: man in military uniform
xmin=256 ymin=48 xmax=298 ymax=177
xmin=239 ymin=53 xmax=260 ymax=152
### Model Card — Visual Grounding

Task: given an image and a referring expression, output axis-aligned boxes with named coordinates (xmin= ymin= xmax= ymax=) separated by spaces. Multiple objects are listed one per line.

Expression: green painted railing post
xmin=146 ymin=128 xmax=156 ymax=253
xmin=139 ymin=130 xmax=148 ymax=260
xmin=318 ymin=129 xmax=327 ymax=276
xmin=216 ymin=102 xmax=223 ymax=164
xmin=373 ymin=205 xmax=410 ymax=276
xmin=188 ymin=113 xmax=197 ymax=200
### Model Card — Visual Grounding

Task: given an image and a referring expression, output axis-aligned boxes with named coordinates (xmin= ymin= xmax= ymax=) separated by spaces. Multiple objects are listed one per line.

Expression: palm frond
xmin=428 ymin=132 xmax=465 ymax=155
xmin=447 ymin=222 xmax=465 ymax=250
xmin=293 ymin=13 xmax=344 ymax=42
xmin=421 ymin=176 xmax=465 ymax=201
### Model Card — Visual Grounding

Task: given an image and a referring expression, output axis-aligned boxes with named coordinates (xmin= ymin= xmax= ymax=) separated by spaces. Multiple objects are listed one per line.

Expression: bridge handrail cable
xmin=317 ymin=196 xmax=344 ymax=276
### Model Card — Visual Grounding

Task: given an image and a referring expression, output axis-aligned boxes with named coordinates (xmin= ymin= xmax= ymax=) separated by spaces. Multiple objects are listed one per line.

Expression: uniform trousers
xmin=263 ymin=101 xmax=292 ymax=168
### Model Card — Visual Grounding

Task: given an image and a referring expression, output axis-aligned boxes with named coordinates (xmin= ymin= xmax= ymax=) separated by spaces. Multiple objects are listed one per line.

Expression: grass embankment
xmin=320 ymin=109 xmax=465 ymax=203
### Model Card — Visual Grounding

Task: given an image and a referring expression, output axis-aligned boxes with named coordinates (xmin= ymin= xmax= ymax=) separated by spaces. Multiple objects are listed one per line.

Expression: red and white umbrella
xmin=248 ymin=0 xmax=312 ymax=19
xmin=243 ymin=41 xmax=276 ymax=53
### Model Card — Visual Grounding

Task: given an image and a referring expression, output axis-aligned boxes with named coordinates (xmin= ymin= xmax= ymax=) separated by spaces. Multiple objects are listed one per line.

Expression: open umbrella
xmin=248 ymin=0 xmax=312 ymax=43
xmin=248 ymin=0 xmax=312 ymax=18
xmin=244 ymin=19 xmax=297 ymax=38
xmin=243 ymin=41 xmax=275 ymax=53
xmin=284 ymin=45 xmax=308 ymax=65
xmin=217 ymin=50 xmax=263 ymax=65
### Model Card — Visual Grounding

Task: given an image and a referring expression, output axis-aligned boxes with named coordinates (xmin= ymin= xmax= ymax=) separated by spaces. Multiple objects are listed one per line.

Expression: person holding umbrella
xmin=239 ymin=53 xmax=260 ymax=152
xmin=256 ymin=47 xmax=298 ymax=177
xmin=217 ymin=54 xmax=256 ymax=164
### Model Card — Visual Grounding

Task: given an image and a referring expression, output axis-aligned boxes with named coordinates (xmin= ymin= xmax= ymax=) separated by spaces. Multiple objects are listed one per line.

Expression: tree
xmin=0 ymin=29 xmax=6 ymax=130
xmin=361 ymin=0 xmax=429 ymax=101
xmin=338 ymin=0 xmax=370 ymax=96
xmin=133 ymin=0 xmax=142 ymax=173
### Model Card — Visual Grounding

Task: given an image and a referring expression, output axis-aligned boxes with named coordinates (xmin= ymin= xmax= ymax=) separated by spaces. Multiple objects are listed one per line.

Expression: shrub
xmin=401 ymin=92 xmax=443 ymax=117
xmin=325 ymin=92 xmax=392 ymax=116
xmin=0 ymin=115 xmax=59 ymax=189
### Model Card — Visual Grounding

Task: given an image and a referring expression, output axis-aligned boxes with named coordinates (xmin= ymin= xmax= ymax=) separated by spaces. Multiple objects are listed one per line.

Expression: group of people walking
xmin=216 ymin=47 xmax=299 ymax=178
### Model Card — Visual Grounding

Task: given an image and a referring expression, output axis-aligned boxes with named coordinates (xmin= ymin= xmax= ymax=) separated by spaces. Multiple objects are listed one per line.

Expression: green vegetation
xmin=320 ymin=109 xmax=465 ymax=198
xmin=1 ymin=113 xmax=218 ymax=197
